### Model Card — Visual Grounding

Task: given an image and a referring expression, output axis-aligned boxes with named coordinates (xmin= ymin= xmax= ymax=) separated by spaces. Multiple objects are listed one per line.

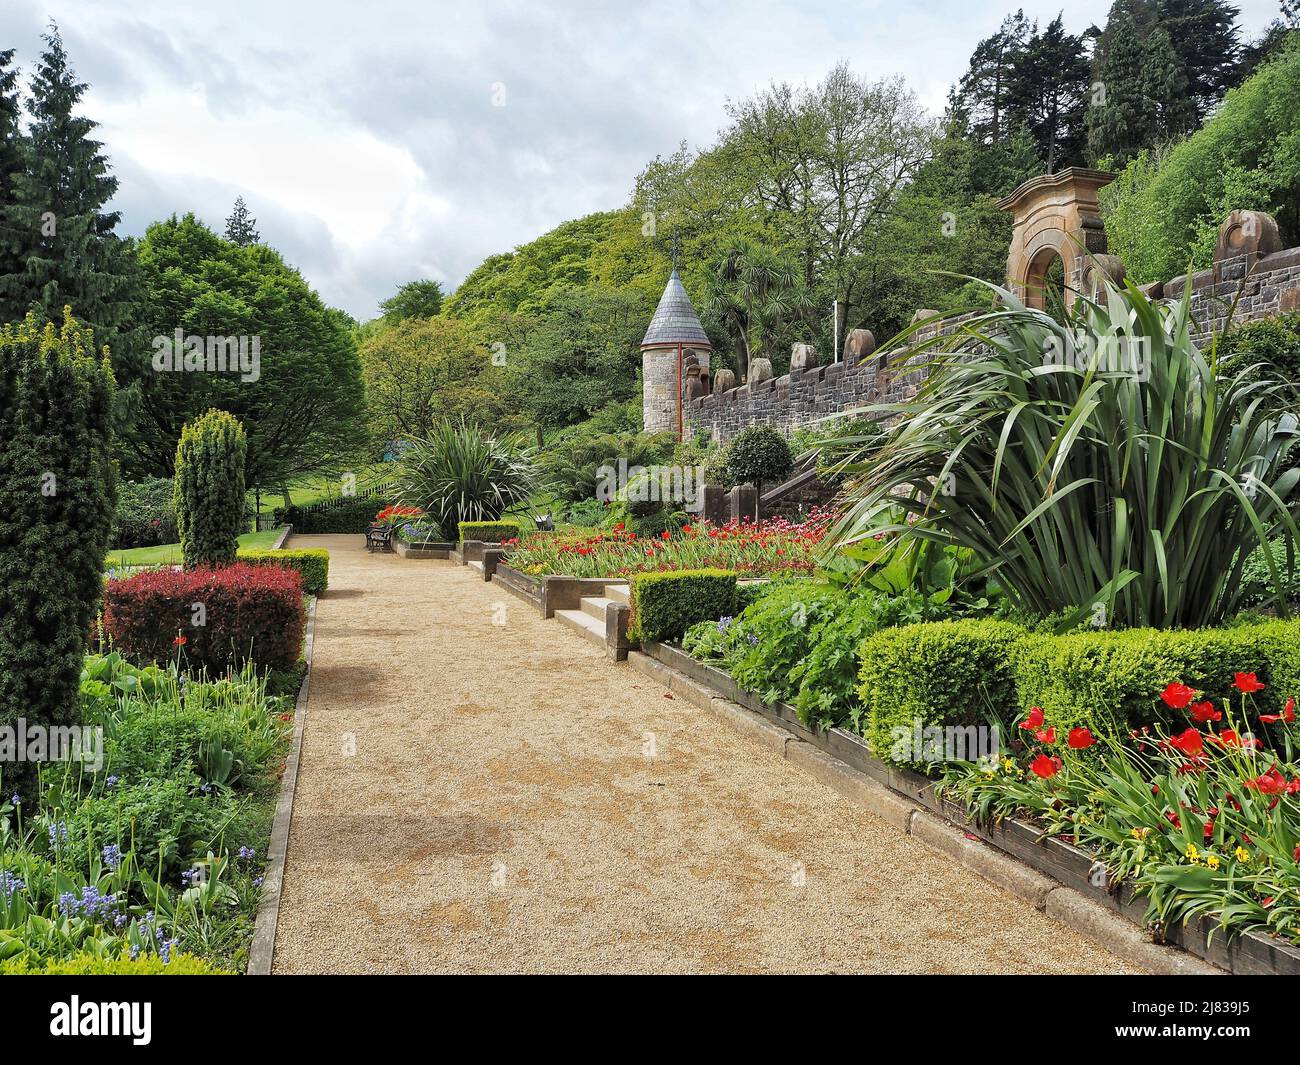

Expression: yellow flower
xmin=1185 ymin=843 xmax=1200 ymax=862
xmin=1235 ymin=847 xmax=1251 ymax=863
xmin=1206 ymin=854 xmax=1221 ymax=870
xmin=1131 ymin=827 xmax=1149 ymax=840
xmin=1002 ymin=758 xmax=1016 ymax=773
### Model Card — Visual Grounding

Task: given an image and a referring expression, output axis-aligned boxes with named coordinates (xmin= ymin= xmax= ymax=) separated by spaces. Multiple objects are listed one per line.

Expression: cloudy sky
xmin=0 ymin=0 xmax=1285 ymax=319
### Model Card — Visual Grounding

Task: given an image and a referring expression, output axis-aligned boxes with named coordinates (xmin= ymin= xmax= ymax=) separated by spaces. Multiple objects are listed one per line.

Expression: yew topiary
xmin=174 ymin=409 xmax=247 ymax=569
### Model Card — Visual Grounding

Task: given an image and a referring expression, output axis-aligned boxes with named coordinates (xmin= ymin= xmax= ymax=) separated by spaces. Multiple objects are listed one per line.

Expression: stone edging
xmin=624 ymin=646 xmax=1234 ymax=976
xmin=270 ymin=524 xmax=292 ymax=551
xmin=247 ymin=595 xmax=318 ymax=975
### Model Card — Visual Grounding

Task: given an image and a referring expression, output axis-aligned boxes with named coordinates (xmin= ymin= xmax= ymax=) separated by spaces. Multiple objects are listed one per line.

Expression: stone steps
xmin=554 ymin=608 xmax=605 ymax=649
xmin=581 ymin=596 xmax=613 ymax=621
xmin=605 ymin=583 xmax=629 ymax=606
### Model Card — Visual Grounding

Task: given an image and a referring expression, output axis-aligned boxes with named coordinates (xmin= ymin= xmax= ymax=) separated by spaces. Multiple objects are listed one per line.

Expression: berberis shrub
xmin=103 ymin=563 xmax=305 ymax=673
xmin=0 ymin=310 xmax=116 ymax=784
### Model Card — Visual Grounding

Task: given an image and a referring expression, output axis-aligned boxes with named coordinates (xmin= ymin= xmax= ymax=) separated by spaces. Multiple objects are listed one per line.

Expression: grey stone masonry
xmin=688 ymin=222 xmax=1300 ymax=445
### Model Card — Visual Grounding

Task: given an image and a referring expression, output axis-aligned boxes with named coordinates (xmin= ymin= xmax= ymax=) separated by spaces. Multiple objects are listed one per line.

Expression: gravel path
xmin=271 ymin=534 xmax=1137 ymax=974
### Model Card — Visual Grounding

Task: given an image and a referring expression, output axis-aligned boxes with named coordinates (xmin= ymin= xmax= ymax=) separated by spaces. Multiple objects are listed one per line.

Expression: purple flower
xmin=237 ymin=846 xmax=256 ymax=861
xmin=0 ymin=871 xmax=24 ymax=901
xmin=105 ymin=775 xmax=118 ymax=789
xmin=7 ymin=793 xmax=18 ymax=806
xmin=180 ymin=868 xmax=202 ymax=888
xmin=103 ymin=844 xmax=122 ymax=870
xmin=47 ymin=821 xmax=68 ymax=848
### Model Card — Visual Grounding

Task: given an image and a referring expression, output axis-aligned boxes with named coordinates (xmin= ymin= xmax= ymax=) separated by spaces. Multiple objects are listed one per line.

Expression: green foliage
xmin=831 ymin=278 xmax=1300 ymax=629
xmin=278 ymin=493 xmax=395 ymax=534
xmin=125 ymin=213 xmax=366 ymax=482
xmin=174 ymin=409 xmax=248 ymax=569
xmin=222 ymin=196 xmax=259 ymax=246
xmin=0 ymin=28 xmax=144 ymax=386
xmin=237 ymin=548 xmax=329 ymax=597
xmin=458 ymin=520 xmax=525 ymax=544
xmin=2 ymin=952 xmax=230 ymax=974
xmin=1217 ymin=311 xmax=1300 ymax=395
xmin=111 ymin=477 xmax=178 ymax=548
xmin=629 ymin=569 xmax=737 ymax=643
xmin=359 ymin=314 xmax=516 ymax=446
xmin=858 ymin=619 xmax=1028 ymax=765
xmin=725 ymin=583 xmax=847 ymax=706
xmin=396 ymin=419 xmax=538 ymax=540
xmin=723 ymin=425 xmax=793 ymax=492
xmin=542 ymin=427 xmax=674 ymax=504
xmin=0 ymin=311 xmax=116 ymax=785
xmin=1100 ymin=36 xmax=1300 ymax=280
xmin=791 ymin=589 xmax=952 ymax=731
xmin=1013 ymin=620 xmax=1300 ymax=732
xmin=380 ymin=279 xmax=444 ymax=321
xmin=1240 ymin=538 xmax=1300 ymax=606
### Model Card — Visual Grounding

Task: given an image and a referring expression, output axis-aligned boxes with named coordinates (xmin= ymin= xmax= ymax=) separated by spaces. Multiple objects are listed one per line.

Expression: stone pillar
xmin=641 ymin=347 xmax=678 ymax=434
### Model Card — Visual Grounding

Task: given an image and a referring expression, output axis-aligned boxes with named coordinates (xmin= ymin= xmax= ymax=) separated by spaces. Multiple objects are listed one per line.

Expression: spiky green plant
xmin=828 ymin=279 xmax=1300 ymax=629
xmin=396 ymin=419 xmax=538 ymax=540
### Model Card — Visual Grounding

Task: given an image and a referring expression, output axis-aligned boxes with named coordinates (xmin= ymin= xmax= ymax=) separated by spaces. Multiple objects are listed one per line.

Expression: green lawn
xmin=251 ymin=464 xmax=392 ymax=516
xmin=105 ymin=527 xmax=285 ymax=569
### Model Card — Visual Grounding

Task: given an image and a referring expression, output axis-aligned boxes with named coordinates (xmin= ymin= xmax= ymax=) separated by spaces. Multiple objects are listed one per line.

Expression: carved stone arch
xmin=998 ymin=168 xmax=1118 ymax=311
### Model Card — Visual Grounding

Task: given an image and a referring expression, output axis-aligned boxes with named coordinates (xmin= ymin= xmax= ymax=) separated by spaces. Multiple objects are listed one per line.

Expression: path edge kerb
xmin=622 ymin=648 xmax=1225 ymax=977
xmin=248 ymin=593 xmax=317 ymax=975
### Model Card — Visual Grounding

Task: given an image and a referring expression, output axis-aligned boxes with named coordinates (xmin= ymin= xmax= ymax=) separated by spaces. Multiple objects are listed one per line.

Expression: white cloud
xmin=0 ymin=0 xmax=1286 ymax=318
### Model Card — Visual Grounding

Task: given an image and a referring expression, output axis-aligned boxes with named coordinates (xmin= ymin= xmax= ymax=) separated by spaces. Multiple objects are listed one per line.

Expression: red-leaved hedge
xmin=103 ymin=563 xmax=305 ymax=674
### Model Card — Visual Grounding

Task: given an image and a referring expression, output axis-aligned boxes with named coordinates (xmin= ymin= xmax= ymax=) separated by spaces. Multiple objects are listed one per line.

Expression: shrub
xmin=1218 ymin=312 xmax=1300 ymax=392
xmin=458 ymin=520 xmax=525 ymax=544
xmin=1015 ymin=621 xmax=1300 ymax=732
xmin=396 ymin=418 xmax=537 ymax=539
xmin=0 ymin=311 xmax=116 ymax=790
xmin=629 ymin=569 xmax=737 ymax=643
xmin=723 ymin=425 xmax=793 ymax=496
xmin=111 ymin=477 xmax=179 ymax=548
xmin=280 ymin=493 xmax=395 ymax=533
xmin=103 ymin=563 xmax=305 ymax=674
xmin=238 ymin=548 xmax=329 ymax=597
xmin=726 ymin=583 xmax=847 ymax=706
xmin=1239 ymin=538 xmax=1300 ymax=607
xmin=174 ymin=410 xmax=248 ymax=569
xmin=791 ymin=588 xmax=949 ymax=731
xmin=2 ymin=952 xmax=230 ymax=975
xmin=858 ymin=620 xmax=1028 ymax=765
xmin=830 ymin=278 xmax=1300 ymax=628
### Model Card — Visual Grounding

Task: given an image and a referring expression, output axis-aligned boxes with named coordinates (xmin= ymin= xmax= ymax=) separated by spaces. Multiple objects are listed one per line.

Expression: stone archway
xmin=999 ymin=168 xmax=1117 ymax=310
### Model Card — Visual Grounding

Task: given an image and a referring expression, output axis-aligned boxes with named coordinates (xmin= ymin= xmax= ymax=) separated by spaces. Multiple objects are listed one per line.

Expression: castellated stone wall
xmin=686 ymin=213 xmax=1300 ymax=446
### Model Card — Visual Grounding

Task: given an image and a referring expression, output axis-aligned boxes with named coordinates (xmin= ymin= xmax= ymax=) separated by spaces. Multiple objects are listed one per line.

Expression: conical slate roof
xmin=640 ymin=268 xmax=712 ymax=349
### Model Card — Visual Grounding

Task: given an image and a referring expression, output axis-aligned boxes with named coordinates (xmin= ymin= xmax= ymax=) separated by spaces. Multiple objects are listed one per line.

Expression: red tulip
xmin=1234 ymin=672 xmax=1266 ymax=693
xmin=1244 ymin=767 xmax=1287 ymax=795
xmin=1161 ymin=682 xmax=1197 ymax=709
xmin=1260 ymin=697 xmax=1296 ymax=724
xmin=1030 ymin=754 xmax=1062 ymax=779
xmin=1168 ymin=727 xmax=1204 ymax=758
xmin=1020 ymin=706 xmax=1045 ymax=730
xmin=1067 ymin=727 xmax=1095 ymax=749
xmin=1190 ymin=701 xmax=1222 ymax=723
xmin=172 ymin=633 xmax=187 ymax=647
xmin=1034 ymin=726 xmax=1057 ymax=745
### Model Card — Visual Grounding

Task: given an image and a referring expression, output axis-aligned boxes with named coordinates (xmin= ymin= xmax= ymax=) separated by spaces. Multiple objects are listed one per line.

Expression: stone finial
xmin=1081 ymin=254 xmax=1126 ymax=301
xmin=911 ymin=309 xmax=940 ymax=327
xmin=789 ymin=343 xmax=818 ymax=371
xmin=686 ymin=374 xmax=707 ymax=400
xmin=1215 ymin=210 xmax=1281 ymax=278
xmin=748 ymin=358 xmax=773 ymax=384
xmin=842 ymin=328 xmax=875 ymax=366
xmin=713 ymin=368 xmax=736 ymax=392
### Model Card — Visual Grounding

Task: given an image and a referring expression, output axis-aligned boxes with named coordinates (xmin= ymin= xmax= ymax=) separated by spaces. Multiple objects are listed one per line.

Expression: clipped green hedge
xmin=631 ymin=569 xmax=737 ymax=643
xmin=279 ymin=494 xmax=394 ymax=534
xmin=459 ymin=519 xmax=525 ymax=543
xmin=858 ymin=619 xmax=1027 ymax=765
xmin=2 ymin=952 xmax=231 ymax=975
xmin=238 ymin=548 xmax=330 ymax=597
xmin=1014 ymin=620 xmax=1300 ymax=731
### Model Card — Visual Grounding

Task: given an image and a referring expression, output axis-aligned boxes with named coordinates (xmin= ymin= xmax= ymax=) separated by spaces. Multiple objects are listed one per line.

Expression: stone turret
xmin=641 ymin=268 xmax=712 ymax=437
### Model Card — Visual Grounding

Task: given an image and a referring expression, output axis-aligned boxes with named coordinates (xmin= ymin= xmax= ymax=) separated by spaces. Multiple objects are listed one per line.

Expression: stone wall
xmin=686 ymin=209 xmax=1300 ymax=446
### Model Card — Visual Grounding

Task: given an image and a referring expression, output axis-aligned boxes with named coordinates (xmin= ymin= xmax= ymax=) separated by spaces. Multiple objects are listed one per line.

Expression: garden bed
xmin=639 ymin=639 xmax=1300 ymax=976
xmin=393 ymin=536 xmax=453 ymax=559
xmin=492 ymin=562 xmax=544 ymax=611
